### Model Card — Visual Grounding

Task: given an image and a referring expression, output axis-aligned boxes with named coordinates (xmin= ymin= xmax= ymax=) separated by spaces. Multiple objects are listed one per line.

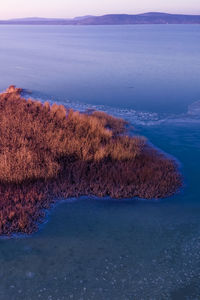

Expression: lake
xmin=0 ymin=25 xmax=200 ymax=299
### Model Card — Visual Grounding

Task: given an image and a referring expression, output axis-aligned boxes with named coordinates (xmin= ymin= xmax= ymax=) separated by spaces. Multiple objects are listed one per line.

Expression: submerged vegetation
xmin=0 ymin=86 xmax=182 ymax=235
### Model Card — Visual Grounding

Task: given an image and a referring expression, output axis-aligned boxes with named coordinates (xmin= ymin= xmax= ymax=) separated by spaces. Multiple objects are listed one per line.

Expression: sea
xmin=0 ymin=25 xmax=200 ymax=299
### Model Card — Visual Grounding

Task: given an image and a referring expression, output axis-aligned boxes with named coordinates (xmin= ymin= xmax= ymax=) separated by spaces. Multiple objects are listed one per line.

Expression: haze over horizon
xmin=0 ymin=0 xmax=200 ymax=20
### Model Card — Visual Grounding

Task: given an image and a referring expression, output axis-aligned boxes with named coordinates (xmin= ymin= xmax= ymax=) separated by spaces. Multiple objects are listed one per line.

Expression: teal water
xmin=0 ymin=25 xmax=200 ymax=299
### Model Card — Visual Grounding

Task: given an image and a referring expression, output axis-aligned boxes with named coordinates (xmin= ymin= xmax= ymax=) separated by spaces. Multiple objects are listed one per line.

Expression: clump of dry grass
xmin=0 ymin=86 xmax=182 ymax=235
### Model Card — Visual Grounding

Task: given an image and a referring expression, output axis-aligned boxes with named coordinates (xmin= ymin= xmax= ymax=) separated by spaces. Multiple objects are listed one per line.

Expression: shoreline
xmin=0 ymin=86 xmax=182 ymax=236
xmin=0 ymin=189 xmax=184 ymax=240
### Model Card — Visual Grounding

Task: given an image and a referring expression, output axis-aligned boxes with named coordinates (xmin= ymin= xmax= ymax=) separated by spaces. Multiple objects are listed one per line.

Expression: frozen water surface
xmin=0 ymin=24 xmax=200 ymax=299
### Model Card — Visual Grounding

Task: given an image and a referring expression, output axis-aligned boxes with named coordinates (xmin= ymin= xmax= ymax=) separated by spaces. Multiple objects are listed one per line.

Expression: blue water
xmin=0 ymin=25 xmax=200 ymax=299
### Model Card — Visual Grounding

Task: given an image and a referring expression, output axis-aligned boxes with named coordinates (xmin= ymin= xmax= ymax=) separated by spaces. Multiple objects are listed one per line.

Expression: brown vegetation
xmin=0 ymin=86 xmax=182 ymax=235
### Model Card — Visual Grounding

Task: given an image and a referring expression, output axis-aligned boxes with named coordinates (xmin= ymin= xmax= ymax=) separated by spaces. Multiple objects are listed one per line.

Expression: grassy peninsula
xmin=0 ymin=86 xmax=182 ymax=235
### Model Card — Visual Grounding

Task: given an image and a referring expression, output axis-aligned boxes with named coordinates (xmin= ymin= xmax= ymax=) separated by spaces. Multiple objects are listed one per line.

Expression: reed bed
xmin=0 ymin=86 xmax=182 ymax=235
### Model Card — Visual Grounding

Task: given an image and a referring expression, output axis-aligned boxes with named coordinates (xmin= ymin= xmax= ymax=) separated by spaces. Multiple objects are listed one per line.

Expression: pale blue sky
xmin=1 ymin=0 xmax=200 ymax=19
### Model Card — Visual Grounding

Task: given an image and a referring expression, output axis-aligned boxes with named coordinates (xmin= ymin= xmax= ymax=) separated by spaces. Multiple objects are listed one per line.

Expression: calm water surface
xmin=0 ymin=25 xmax=200 ymax=299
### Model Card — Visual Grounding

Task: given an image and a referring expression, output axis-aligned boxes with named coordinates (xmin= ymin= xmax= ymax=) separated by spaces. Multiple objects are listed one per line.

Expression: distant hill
xmin=1 ymin=12 xmax=200 ymax=25
xmin=73 ymin=15 xmax=94 ymax=21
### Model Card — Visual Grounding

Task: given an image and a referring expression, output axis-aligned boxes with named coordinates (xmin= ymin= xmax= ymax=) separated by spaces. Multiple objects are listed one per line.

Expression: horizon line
xmin=1 ymin=11 xmax=200 ymax=21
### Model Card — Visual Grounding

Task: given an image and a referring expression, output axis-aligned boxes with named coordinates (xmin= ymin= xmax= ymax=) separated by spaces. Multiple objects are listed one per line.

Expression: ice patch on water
xmin=187 ymin=100 xmax=200 ymax=116
xmin=53 ymin=97 xmax=200 ymax=127
xmin=28 ymin=91 xmax=200 ymax=127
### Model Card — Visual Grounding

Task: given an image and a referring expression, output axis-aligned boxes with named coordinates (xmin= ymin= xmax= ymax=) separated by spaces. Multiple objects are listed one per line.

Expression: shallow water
xmin=0 ymin=25 xmax=200 ymax=299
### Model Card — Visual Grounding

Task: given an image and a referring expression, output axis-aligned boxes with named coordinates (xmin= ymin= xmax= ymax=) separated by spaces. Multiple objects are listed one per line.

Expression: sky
xmin=0 ymin=0 xmax=200 ymax=19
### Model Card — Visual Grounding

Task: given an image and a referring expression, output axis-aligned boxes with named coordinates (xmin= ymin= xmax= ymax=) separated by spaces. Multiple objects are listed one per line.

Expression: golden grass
xmin=0 ymin=86 xmax=182 ymax=235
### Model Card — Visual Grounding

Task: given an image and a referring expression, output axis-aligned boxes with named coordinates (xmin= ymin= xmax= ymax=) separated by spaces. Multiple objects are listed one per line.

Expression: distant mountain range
xmin=1 ymin=12 xmax=200 ymax=25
